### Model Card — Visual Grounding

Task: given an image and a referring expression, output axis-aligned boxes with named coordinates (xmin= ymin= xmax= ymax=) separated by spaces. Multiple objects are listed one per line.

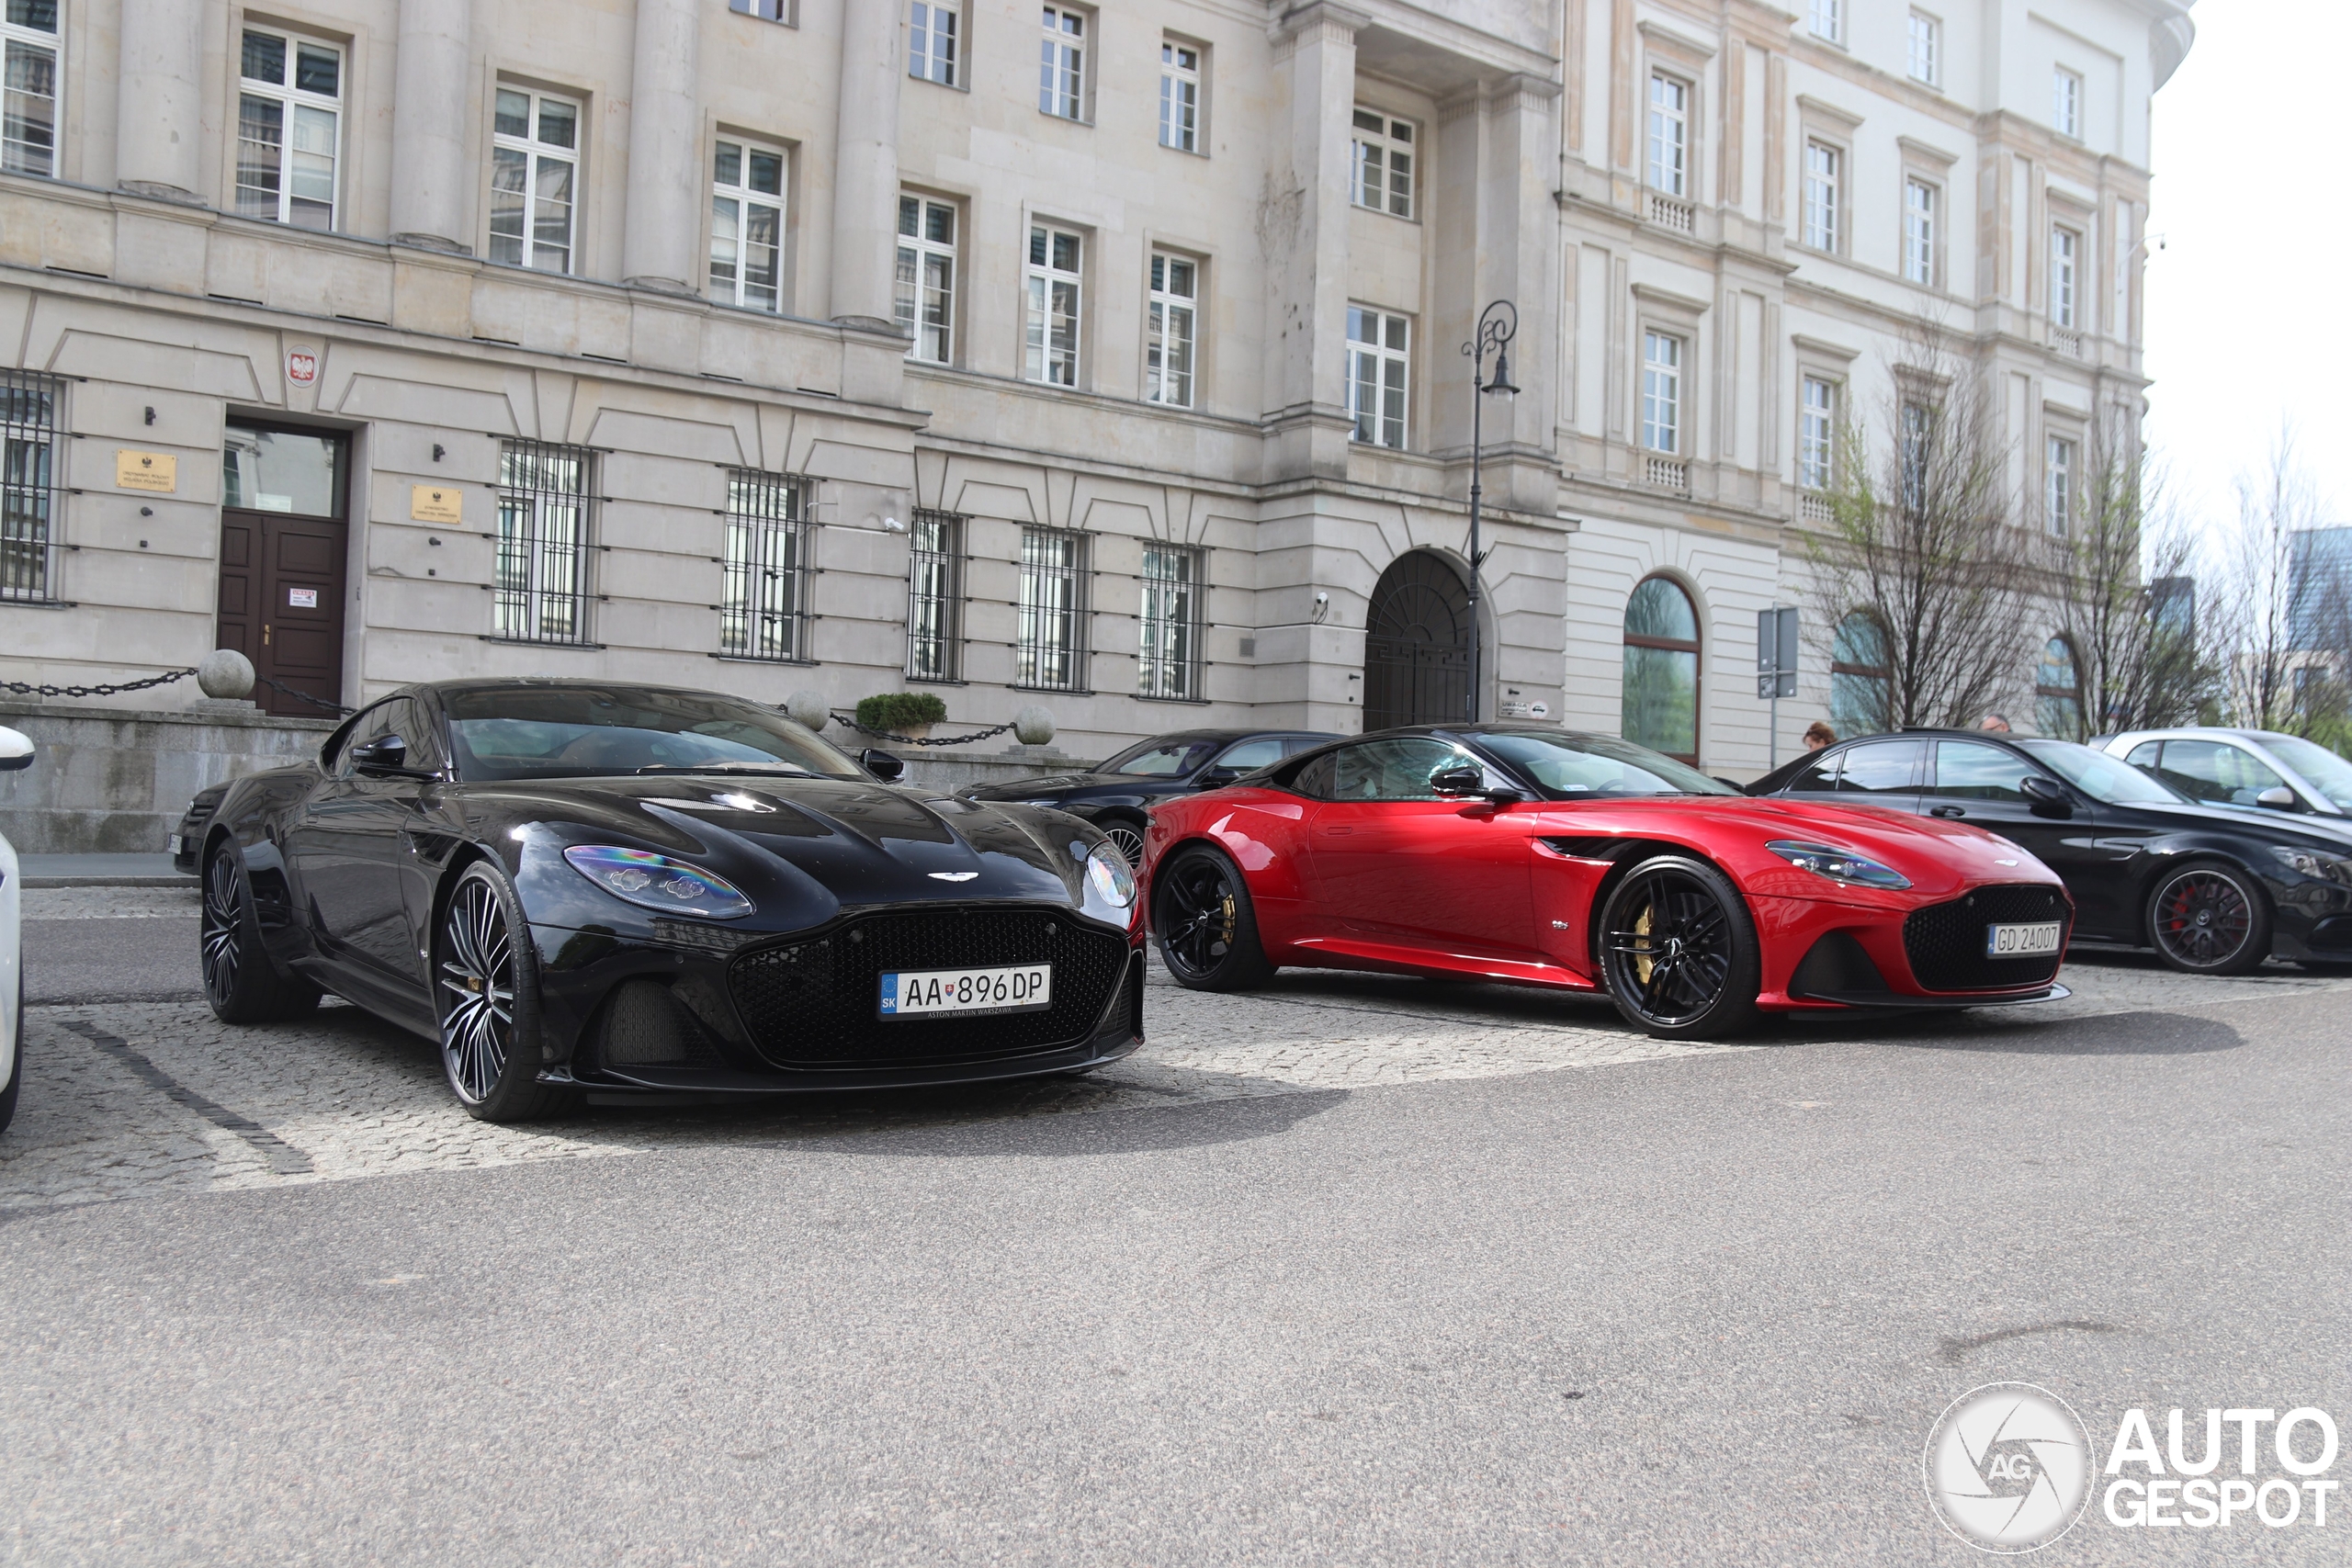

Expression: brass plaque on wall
xmin=115 ymin=449 xmax=178 ymax=492
xmin=411 ymin=485 xmax=463 ymax=524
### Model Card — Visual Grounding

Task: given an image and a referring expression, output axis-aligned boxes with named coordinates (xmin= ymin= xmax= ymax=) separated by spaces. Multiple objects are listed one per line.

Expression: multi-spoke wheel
xmin=1151 ymin=844 xmax=1273 ymax=991
xmin=2146 ymin=862 xmax=2269 ymax=976
xmin=199 ymin=844 xmax=320 ymax=1024
xmin=1596 ymin=855 xmax=1761 ymax=1038
xmin=1101 ymin=819 xmax=1147 ymax=870
xmin=435 ymin=860 xmax=570 ymax=1122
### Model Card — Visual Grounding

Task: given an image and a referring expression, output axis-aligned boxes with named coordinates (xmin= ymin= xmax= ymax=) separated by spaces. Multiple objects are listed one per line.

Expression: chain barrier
xmin=0 ymin=667 xmax=196 ymax=700
xmin=255 ymin=676 xmax=356 ymax=716
xmin=829 ymin=714 xmax=1023 ymax=748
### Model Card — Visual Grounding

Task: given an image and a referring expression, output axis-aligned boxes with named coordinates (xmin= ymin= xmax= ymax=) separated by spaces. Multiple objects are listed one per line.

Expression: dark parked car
xmin=196 ymin=680 xmax=1147 ymax=1121
xmin=1748 ymin=728 xmax=2352 ymax=975
xmin=960 ymin=728 xmax=1338 ymax=865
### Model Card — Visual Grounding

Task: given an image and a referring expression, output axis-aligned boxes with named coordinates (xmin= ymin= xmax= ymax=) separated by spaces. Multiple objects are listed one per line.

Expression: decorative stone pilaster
xmin=390 ymin=0 xmax=475 ymax=252
xmin=828 ymin=0 xmax=905 ymax=330
xmin=116 ymin=0 xmax=205 ymax=201
xmin=622 ymin=0 xmax=704 ymax=294
xmin=1263 ymin=1 xmax=1369 ymax=481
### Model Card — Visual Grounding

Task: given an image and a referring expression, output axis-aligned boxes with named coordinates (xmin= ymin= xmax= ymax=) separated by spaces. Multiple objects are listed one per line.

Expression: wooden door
xmin=217 ymin=510 xmax=349 ymax=716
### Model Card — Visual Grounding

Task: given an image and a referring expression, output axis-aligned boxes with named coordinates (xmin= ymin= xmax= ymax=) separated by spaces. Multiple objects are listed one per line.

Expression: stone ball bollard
xmin=783 ymin=690 xmax=831 ymax=731
xmin=197 ymin=649 xmax=255 ymax=700
xmin=1012 ymin=705 xmax=1057 ymax=747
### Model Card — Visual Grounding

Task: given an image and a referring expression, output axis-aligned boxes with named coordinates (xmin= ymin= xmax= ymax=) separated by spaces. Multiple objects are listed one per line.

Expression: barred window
xmin=1016 ymin=526 xmax=1088 ymax=691
xmin=719 ymin=469 xmax=811 ymax=661
xmin=906 ymin=508 xmax=965 ymax=682
xmin=0 ymin=369 xmax=59 ymax=604
xmin=494 ymin=440 xmax=593 ymax=644
xmin=1138 ymin=545 xmax=1201 ymax=702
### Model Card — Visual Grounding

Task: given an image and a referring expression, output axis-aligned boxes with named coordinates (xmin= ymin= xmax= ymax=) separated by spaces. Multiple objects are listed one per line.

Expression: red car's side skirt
xmin=1280 ymin=936 xmax=1601 ymax=992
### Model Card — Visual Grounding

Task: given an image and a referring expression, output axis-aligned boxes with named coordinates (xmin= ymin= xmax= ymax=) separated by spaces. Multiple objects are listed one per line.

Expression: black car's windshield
xmin=1476 ymin=730 xmax=1741 ymax=798
xmin=1100 ymin=739 xmax=1219 ymax=777
xmin=2017 ymin=739 xmax=2187 ymax=806
xmin=444 ymin=686 xmax=867 ymax=783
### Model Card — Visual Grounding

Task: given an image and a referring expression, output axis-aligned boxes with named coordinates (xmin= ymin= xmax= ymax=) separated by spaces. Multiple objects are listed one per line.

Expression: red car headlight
xmin=1767 ymin=840 xmax=1912 ymax=891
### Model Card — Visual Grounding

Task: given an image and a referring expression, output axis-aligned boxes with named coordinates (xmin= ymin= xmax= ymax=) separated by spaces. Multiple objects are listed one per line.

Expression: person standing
xmin=1978 ymin=713 xmax=2012 ymax=733
xmin=1803 ymin=721 xmax=1836 ymax=751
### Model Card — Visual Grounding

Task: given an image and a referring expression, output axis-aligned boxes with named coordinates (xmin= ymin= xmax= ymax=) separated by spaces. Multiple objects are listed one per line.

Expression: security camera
xmin=883 ymin=514 xmax=907 ymax=533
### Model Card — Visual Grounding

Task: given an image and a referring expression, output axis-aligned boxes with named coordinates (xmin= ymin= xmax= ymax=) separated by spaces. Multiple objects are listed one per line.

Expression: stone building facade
xmin=0 ymin=0 xmax=2192 ymax=773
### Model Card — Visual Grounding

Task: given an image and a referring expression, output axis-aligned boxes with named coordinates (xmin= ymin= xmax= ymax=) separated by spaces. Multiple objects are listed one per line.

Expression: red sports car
xmin=1140 ymin=726 xmax=2073 ymax=1037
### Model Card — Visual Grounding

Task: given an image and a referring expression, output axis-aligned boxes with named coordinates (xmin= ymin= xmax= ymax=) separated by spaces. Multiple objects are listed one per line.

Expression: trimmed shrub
xmin=854 ymin=692 xmax=948 ymax=732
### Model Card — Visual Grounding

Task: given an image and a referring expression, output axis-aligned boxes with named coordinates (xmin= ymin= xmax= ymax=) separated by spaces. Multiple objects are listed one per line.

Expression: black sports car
xmin=1748 ymin=728 xmax=2352 ymax=975
xmin=197 ymin=680 xmax=1147 ymax=1120
xmin=959 ymin=728 xmax=1338 ymax=864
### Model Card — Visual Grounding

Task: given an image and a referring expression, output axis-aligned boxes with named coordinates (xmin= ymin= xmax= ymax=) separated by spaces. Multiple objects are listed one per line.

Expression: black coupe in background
xmin=959 ymin=728 xmax=1338 ymax=864
xmin=196 ymin=680 xmax=1146 ymax=1120
xmin=1748 ymin=728 xmax=2352 ymax=974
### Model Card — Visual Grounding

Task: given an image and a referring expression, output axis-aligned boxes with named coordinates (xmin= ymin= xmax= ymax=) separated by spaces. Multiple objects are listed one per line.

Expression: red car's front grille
xmin=1901 ymin=885 xmax=2071 ymax=991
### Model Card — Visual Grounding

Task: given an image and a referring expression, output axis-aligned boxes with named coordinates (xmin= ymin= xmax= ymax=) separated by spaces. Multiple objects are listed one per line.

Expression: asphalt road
xmin=4 ymin=970 xmax=2346 ymax=1565
xmin=21 ymin=916 xmax=201 ymax=1004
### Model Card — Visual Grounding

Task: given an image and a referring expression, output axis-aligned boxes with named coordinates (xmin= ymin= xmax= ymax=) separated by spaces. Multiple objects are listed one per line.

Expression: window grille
xmin=718 ymin=469 xmax=810 ymax=661
xmin=0 ymin=370 xmax=60 ymax=604
xmin=494 ymin=439 xmax=594 ymax=644
xmin=1138 ymin=545 xmax=1201 ymax=701
xmin=1016 ymin=526 xmax=1088 ymax=691
xmin=906 ymin=509 xmax=965 ymax=681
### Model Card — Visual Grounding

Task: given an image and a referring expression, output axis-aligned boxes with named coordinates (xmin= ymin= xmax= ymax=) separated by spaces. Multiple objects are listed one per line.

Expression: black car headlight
xmin=2271 ymin=845 xmax=2352 ymax=886
xmin=562 ymin=845 xmax=755 ymax=919
xmin=1079 ymin=840 xmax=1136 ymax=909
xmin=1767 ymin=840 xmax=1912 ymax=891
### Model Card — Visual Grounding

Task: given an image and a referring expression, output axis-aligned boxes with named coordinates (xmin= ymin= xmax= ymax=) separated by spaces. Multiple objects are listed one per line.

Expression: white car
xmin=2094 ymin=728 xmax=2352 ymax=819
xmin=0 ymin=724 xmax=29 ymax=1134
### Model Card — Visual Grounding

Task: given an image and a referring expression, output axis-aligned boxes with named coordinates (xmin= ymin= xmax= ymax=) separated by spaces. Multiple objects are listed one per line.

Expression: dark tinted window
xmin=1833 ymin=739 xmax=1924 ymax=794
xmin=1103 ymin=739 xmax=1218 ymax=776
xmin=1929 ymin=740 xmax=2032 ymax=802
xmin=1213 ymin=737 xmax=1288 ymax=772
xmin=443 ymin=685 xmax=865 ymax=782
xmin=2154 ymin=739 xmax=2289 ymax=807
xmin=1787 ymin=752 xmax=1844 ymax=793
xmin=332 ymin=701 xmax=401 ymax=778
xmin=1327 ymin=738 xmax=1482 ymax=801
xmin=1289 ymin=752 xmax=1337 ymax=799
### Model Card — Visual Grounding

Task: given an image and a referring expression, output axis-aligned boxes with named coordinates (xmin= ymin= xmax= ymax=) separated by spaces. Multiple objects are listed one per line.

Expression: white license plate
xmin=1985 ymin=921 xmax=2064 ymax=958
xmin=878 ymin=964 xmax=1053 ymax=1020
xmin=167 ymin=835 xmax=184 ymax=854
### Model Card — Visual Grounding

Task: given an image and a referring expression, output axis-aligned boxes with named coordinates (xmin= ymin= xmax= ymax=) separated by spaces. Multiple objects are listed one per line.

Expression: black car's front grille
xmin=728 ymin=908 xmax=1129 ymax=1067
xmin=1902 ymin=885 xmax=2071 ymax=991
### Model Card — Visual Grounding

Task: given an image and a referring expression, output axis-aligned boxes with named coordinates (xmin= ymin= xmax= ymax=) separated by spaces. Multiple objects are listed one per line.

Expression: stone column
xmin=115 ymin=0 xmax=205 ymax=200
xmin=828 ymin=0 xmax=904 ymax=328
xmin=1265 ymin=2 xmax=1366 ymax=480
xmin=390 ymin=0 xmax=476 ymax=252
xmin=622 ymin=0 xmax=703 ymax=293
xmin=1483 ymin=73 xmax=1563 ymax=502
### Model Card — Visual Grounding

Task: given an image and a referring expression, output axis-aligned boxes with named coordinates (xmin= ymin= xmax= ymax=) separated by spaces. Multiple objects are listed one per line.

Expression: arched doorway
xmin=1363 ymin=549 xmax=1471 ymax=729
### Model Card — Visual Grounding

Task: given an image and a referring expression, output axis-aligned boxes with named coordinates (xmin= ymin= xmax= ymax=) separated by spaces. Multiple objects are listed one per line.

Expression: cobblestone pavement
xmin=8 ymin=904 xmax=2349 ymax=1213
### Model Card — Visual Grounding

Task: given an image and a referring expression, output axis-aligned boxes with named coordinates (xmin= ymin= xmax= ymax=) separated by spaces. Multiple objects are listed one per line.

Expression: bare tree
xmin=1801 ymin=345 xmax=2034 ymax=732
xmin=2207 ymin=430 xmax=2324 ymax=734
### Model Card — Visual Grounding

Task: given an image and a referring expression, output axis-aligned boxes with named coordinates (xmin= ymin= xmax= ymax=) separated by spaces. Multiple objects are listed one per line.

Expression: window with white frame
xmin=1807 ymin=0 xmax=1841 ymax=42
xmin=1024 ymin=223 xmax=1081 ymax=386
xmin=1350 ymin=107 xmax=1414 ymax=218
xmin=1 ymin=2 xmax=58 ymax=178
xmin=1159 ymin=40 xmax=1201 ymax=152
xmin=1016 ymin=525 xmax=1089 ymax=691
xmin=709 ymin=140 xmax=785 ymax=312
xmin=1903 ymin=177 xmax=1937 ymax=286
xmin=1345 ymin=306 xmax=1408 ymax=449
xmin=2051 ymin=226 xmax=2079 ymax=329
xmin=1907 ymin=10 xmax=1939 ymax=85
xmin=2052 ymin=68 xmax=2081 ymax=138
xmin=906 ymin=509 xmax=965 ymax=682
xmin=2045 ymin=435 xmax=2075 ymax=536
xmin=1039 ymin=6 xmax=1085 ymax=120
xmin=490 ymin=88 xmax=579 ymax=274
xmin=1146 ymin=253 xmax=1197 ymax=408
xmin=1799 ymin=376 xmax=1837 ymax=491
xmin=910 ymin=1 xmax=958 ymax=86
xmin=896 ymin=195 xmax=956 ymax=364
xmin=1647 ymin=73 xmax=1689 ymax=196
xmin=718 ymin=468 xmax=810 ymax=661
xmin=1802 ymin=141 xmax=1839 ymax=251
xmin=1641 ymin=332 xmax=1682 ymax=454
xmin=729 ymin=0 xmax=792 ymax=19
xmin=236 ymin=28 xmax=341 ymax=231
xmin=1138 ymin=544 xmax=1202 ymax=701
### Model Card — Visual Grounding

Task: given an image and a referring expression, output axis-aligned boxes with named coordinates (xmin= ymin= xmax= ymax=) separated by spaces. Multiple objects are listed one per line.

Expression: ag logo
xmin=1923 ymin=1382 xmax=2092 ymax=1552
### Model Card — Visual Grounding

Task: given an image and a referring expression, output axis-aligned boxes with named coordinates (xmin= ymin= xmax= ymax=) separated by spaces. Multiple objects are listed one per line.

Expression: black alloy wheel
xmin=200 ymin=846 xmax=321 ymax=1024
xmin=1595 ymin=854 xmax=1762 ymax=1039
xmin=2146 ymin=862 xmax=2271 ymax=976
xmin=1151 ymin=844 xmax=1273 ymax=991
xmin=1100 ymin=818 xmax=1147 ymax=870
xmin=435 ymin=860 xmax=571 ymax=1122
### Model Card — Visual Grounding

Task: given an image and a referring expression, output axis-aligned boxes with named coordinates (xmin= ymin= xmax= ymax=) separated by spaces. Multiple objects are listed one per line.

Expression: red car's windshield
xmin=1477 ymin=730 xmax=1741 ymax=798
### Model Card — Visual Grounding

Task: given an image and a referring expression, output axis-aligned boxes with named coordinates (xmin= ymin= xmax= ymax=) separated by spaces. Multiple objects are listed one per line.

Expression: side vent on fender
xmin=1538 ymin=837 xmax=1627 ymax=862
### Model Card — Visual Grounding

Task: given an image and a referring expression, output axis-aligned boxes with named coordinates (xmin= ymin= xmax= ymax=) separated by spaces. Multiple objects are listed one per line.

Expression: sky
xmin=2143 ymin=0 xmax=2347 ymax=533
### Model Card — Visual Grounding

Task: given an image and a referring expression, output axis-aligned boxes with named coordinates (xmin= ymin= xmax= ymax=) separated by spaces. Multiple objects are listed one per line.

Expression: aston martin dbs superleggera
xmin=1141 ymin=726 xmax=2074 ymax=1038
xmin=198 ymin=680 xmax=1145 ymax=1120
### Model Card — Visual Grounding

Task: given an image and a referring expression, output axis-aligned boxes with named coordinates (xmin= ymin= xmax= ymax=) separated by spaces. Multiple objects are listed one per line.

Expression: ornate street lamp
xmin=1462 ymin=299 xmax=1518 ymax=725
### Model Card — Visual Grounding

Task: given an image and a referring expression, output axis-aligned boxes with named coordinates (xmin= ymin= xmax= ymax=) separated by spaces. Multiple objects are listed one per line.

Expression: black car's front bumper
xmin=526 ymin=904 xmax=1148 ymax=1094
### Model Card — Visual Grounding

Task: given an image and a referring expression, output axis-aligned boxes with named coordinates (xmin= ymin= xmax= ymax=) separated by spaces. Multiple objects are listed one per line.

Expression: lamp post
xmin=1463 ymin=299 xmax=1519 ymax=725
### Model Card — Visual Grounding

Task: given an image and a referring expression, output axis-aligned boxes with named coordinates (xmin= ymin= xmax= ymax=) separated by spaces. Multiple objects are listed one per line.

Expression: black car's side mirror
xmin=2256 ymin=785 xmax=2298 ymax=810
xmin=1430 ymin=764 xmax=1486 ymax=796
xmin=1192 ymin=765 xmax=1242 ymax=791
xmin=2020 ymin=773 xmax=2073 ymax=818
xmin=861 ymin=748 xmax=906 ymax=782
xmin=350 ymin=735 xmax=417 ymax=777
